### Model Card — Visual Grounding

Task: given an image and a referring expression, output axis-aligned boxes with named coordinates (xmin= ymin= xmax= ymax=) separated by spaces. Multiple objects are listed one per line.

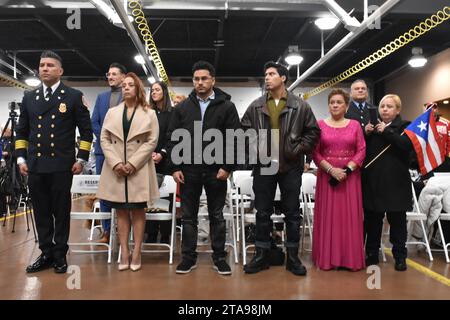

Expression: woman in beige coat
xmin=97 ymin=72 xmax=159 ymax=271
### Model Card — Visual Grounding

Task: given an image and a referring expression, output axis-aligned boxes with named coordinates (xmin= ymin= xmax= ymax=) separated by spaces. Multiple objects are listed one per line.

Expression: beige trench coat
xmin=96 ymin=103 xmax=160 ymax=204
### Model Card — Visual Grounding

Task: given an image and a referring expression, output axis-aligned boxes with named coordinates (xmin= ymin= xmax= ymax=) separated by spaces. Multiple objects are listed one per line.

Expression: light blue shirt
xmin=197 ymin=92 xmax=215 ymax=124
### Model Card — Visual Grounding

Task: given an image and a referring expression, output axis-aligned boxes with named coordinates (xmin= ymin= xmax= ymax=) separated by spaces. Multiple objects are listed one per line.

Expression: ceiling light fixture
xmin=134 ymin=54 xmax=145 ymax=64
xmin=147 ymin=76 xmax=156 ymax=84
xmin=284 ymin=45 xmax=303 ymax=66
xmin=314 ymin=16 xmax=340 ymax=30
xmin=408 ymin=47 xmax=427 ymax=68
xmin=25 ymin=76 xmax=41 ymax=87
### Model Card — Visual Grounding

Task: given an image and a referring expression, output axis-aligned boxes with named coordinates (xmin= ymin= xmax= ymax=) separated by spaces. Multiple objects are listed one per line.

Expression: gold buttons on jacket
xmin=51 ymin=143 xmax=54 ymax=147
xmin=37 ymin=153 xmax=41 ymax=157
xmin=37 ymin=134 xmax=41 ymax=138
xmin=51 ymin=153 xmax=55 ymax=157
xmin=50 ymin=134 xmax=54 ymax=138
xmin=38 ymin=116 xmax=42 ymax=120
xmin=51 ymin=124 xmax=55 ymax=128
xmin=38 ymin=124 xmax=42 ymax=128
xmin=52 ymin=115 xmax=56 ymax=119
xmin=37 ymin=143 xmax=41 ymax=147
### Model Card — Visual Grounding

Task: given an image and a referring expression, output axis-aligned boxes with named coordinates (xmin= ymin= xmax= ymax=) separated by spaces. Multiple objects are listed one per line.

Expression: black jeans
xmin=364 ymin=210 xmax=407 ymax=260
xmin=253 ymin=167 xmax=302 ymax=249
xmin=180 ymin=167 xmax=227 ymax=263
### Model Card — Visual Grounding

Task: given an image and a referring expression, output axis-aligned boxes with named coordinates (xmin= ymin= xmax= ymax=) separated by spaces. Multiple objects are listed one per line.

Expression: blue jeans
xmin=96 ymin=154 xmax=111 ymax=233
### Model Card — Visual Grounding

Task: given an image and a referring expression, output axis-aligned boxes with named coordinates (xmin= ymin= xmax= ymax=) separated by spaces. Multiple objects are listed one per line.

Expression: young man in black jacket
xmin=241 ymin=61 xmax=320 ymax=276
xmin=166 ymin=61 xmax=240 ymax=275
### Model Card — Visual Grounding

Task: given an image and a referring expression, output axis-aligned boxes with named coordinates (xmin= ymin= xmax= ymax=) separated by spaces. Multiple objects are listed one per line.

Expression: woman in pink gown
xmin=312 ymin=89 xmax=366 ymax=271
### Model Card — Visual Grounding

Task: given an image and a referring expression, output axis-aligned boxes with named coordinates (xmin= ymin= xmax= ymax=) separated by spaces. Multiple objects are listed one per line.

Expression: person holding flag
xmin=362 ymin=94 xmax=414 ymax=272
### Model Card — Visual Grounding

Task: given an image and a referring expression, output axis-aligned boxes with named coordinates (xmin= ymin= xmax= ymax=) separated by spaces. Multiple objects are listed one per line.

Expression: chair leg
xmin=89 ymin=219 xmax=96 ymax=241
xmin=240 ymin=203 xmax=247 ymax=265
xmin=230 ymin=211 xmax=238 ymax=264
xmin=419 ymin=219 xmax=433 ymax=262
xmin=170 ymin=216 xmax=175 ymax=265
xmin=437 ymin=219 xmax=449 ymax=263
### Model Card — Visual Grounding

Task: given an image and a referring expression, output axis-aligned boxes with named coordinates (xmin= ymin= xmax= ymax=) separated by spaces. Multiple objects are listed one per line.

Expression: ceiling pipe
xmin=109 ymin=0 xmax=159 ymax=79
xmin=288 ymin=0 xmax=401 ymax=92
xmin=322 ymin=0 xmax=361 ymax=31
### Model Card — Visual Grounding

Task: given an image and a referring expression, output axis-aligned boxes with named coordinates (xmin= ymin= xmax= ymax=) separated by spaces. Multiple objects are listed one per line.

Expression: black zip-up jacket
xmin=241 ymin=91 xmax=320 ymax=173
xmin=166 ymin=87 xmax=240 ymax=173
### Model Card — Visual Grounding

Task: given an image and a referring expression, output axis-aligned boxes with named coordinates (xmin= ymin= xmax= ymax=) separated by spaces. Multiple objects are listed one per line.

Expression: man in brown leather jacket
xmin=241 ymin=61 xmax=320 ymax=276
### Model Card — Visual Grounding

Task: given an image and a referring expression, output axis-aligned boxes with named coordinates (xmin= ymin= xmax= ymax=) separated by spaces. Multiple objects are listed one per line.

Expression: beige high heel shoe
xmin=130 ymin=254 xmax=141 ymax=272
xmin=118 ymin=254 xmax=130 ymax=271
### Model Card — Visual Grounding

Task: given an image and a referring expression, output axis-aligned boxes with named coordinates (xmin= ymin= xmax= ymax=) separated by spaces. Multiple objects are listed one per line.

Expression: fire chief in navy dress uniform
xmin=15 ymin=51 xmax=93 ymax=274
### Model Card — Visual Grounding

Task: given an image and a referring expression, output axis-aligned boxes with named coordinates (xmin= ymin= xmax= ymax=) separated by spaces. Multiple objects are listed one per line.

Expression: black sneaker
xmin=176 ymin=259 xmax=197 ymax=274
xmin=213 ymin=259 xmax=232 ymax=275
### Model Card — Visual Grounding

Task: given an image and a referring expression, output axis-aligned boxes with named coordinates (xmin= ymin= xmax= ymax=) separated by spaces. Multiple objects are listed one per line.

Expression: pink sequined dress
xmin=312 ymin=119 xmax=366 ymax=271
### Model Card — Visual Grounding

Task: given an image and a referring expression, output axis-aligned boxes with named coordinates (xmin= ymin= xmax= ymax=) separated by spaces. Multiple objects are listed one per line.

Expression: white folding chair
xmin=235 ymin=176 xmax=284 ymax=265
xmin=300 ymin=172 xmax=316 ymax=253
xmin=117 ymin=175 xmax=178 ymax=264
xmin=435 ymin=212 xmax=450 ymax=263
xmin=88 ymin=200 xmax=102 ymax=241
xmin=230 ymin=170 xmax=252 ymax=242
xmin=142 ymin=176 xmax=178 ymax=264
xmin=68 ymin=175 xmax=114 ymax=263
xmin=406 ymin=183 xmax=433 ymax=261
xmin=197 ymin=180 xmax=239 ymax=264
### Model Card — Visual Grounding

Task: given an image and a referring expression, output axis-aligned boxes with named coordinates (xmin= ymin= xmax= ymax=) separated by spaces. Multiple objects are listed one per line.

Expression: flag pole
xmin=364 ymin=132 xmax=405 ymax=169
xmin=364 ymin=145 xmax=391 ymax=168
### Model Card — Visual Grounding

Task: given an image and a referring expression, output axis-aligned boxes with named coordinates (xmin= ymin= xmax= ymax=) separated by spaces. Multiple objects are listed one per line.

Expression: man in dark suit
xmin=345 ymin=79 xmax=377 ymax=135
xmin=91 ymin=62 xmax=126 ymax=243
xmin=15 ymin=51 xmax=93 ymax=274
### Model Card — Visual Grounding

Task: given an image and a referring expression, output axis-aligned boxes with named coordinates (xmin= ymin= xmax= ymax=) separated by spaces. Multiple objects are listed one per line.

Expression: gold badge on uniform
xmin=59 ymin=103 xmax=67 ymax=113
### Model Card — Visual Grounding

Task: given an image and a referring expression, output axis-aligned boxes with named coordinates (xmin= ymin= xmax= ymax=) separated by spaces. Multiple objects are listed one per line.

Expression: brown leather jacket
xmin=241 ymin=92 xmax=320 ymax=173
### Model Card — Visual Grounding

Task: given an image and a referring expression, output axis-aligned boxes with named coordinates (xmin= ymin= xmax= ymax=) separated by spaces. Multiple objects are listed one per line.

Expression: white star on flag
xmin=417 ymin=121 xmax=427 ymax=132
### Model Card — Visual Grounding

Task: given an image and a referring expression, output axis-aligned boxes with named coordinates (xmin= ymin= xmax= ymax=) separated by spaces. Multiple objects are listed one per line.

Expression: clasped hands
xmin=365 ymin=120 xmax=387 ymax=135
xmin=113 ymin=162 xmax=136 ymax=177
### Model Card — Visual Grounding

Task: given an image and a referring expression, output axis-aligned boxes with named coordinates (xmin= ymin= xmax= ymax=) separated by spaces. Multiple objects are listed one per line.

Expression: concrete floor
xmin=0 ymin=199 xmax=449 ymax=300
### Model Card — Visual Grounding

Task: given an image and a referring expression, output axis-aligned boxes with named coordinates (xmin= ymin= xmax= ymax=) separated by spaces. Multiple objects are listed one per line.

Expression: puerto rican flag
xmin=404 ymin=108 xmax=446 ymax=175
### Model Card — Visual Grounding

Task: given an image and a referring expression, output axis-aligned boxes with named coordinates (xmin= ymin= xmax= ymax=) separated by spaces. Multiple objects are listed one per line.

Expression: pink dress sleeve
xmin=351 ymin=120 xmax=366 ymax=167
xmin=312 ymin=121 xmax=324 ymax=165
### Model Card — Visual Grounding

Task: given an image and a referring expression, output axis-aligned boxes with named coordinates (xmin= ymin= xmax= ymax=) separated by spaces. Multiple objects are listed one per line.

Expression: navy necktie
xmin=45 ymin=87 xmax=52 ymax=100
xmin=358 ymin=103 xmax=363 ymax=112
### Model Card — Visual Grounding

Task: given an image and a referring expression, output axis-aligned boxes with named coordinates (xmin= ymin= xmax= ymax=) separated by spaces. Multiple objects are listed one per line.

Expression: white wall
xmin=385 ymin=48 xmax=450 ymax=121
xmin=0 ymin=84 xmax=340 ymax=128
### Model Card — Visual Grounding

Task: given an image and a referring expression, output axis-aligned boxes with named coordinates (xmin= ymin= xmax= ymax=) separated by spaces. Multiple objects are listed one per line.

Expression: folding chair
xmin=88 ymin=200 xmax=102 ymax=241
xmin=235 ymin=176 xmax=285 ymax=265
xmin=230 ymin=170 xmax=252 ymax=242
xmin=196 ymin=179 xmax=239 ymax=264
xmin=300 ymin=172 xmax=316 ymax=253
xmin=68 ymin=175 xmax=114 ymax=263
xmin=406 ymin=182 xmax=433 ymax=261
xmin=435 ymin=212 xmax=450 ymax=263
xmin=117 ymin=175 xmax=177 ymax=264
xmin=142 ymin=176 xmax=178 ymax=264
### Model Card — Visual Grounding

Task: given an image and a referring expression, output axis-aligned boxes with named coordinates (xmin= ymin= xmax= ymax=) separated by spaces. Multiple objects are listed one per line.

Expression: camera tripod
xmin=1 ymin=106 xmax=37 ymax=241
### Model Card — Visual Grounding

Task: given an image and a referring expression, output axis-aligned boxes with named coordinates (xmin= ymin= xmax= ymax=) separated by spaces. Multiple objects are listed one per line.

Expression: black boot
xmin=244 ymin=247 xmax=270 ymax=274
xmin=286 ymin=247 xmax=307 ymax=276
